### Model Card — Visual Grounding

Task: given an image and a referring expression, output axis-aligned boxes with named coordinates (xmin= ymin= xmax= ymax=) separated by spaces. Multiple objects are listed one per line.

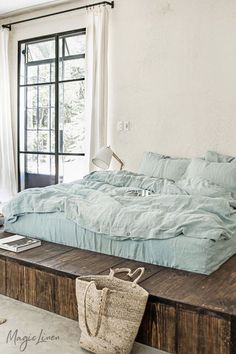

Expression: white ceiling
xmin=0 ymin=0 xmax=71 ymax=19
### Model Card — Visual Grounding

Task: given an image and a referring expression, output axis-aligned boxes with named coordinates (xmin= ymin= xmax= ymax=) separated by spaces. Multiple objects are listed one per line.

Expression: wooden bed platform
xmin=0 ymin=231 xmax=235 ymax=354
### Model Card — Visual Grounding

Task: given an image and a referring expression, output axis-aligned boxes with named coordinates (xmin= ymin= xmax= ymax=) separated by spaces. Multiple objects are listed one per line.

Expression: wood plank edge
xmin=231 ymin=315 xmax=236 ymax=354
xmin=148 ymin=295 xmax=232 ymax=321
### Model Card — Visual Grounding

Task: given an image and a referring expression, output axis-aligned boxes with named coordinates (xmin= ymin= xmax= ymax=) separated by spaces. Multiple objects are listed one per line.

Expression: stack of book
xmin=0 ymin=213 xmax=4 ymax=227
xmin=0 ymin=235 xmax=41 ymax=253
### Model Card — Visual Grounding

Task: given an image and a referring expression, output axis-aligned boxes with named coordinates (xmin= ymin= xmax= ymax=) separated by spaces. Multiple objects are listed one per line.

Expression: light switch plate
xmin=124 ymin=121 xmax=131 ymax=131
xmin=117 ymin=121 xmax=124 ymax=131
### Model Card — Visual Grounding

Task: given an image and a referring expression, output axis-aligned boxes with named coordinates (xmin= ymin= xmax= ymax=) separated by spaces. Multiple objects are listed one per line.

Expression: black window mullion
xmin=18 ymin=29 xmax=86 ymax=191
xmin=36 ymin=66 xmax=39 ymax=175
xmin=19 ymin=151 xmax=84 ymax=156
xmin=55 ymin=34 xmax=59 ymax=184
xmin=19 ymin=77 xmax=85 ymax=88
xmin=62 ymin=37 xmax=65 ymax=59
xmin=20 ymin=81 xmax=55 ymax=87
xmin=49 ymin=62 xmax=52 ymax=157
xmin=24 ymin=48 xmax=28 ymax=184
xmin=60 ymin=37 xmax=64 ymax=156
xmin=25 ymin=53 xmax=85 ymax=67
xmin=36 ymin=65 xmax=40 ymax=160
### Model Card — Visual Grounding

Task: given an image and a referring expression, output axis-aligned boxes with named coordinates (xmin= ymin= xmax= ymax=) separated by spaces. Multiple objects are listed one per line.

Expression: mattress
xmin=5 ymin=212 xmax=236 ymax=275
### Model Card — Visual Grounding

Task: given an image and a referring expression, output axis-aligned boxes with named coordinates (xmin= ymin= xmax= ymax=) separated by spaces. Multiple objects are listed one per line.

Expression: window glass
xmin=20 ymin=153 xmax=55 ymax=190
xmin=19 ymin=30 xmax=86 ymax=190
xmin=59 ymin=155 xmax=86 ymax=183
xmin=59 ymin=33 xmax=85 ymax=81
xmin=63 ymin=34 xmax=85 ymax=56
xmin=27 ymin=39 xmax=55 ymax=62
xmin=59 ymin=81 xmax=85 ymax=153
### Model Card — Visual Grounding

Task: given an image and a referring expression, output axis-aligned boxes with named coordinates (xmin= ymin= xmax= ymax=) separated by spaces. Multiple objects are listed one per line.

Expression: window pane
xmin=38 ymin=108 xmax=49 ymax=129
xmin=19 ymin=87 xmax=26 ymax=151
xmin=38 ymin=63 xmax=55 ymax=83
xmin=39 ymin=85 xmax=50 ymax=107
xmin=59 ymin=32 xmax=86 ymax=81
xmin=27 ymin=86 xmax=37 ymax=108
xmin=51 ymin=108 xmax=55 ymax=130
xmin=37 ymin=107 xmax=55 ymax=132
xmin=59 ymin=58 xmax=85 ymax=81
xmin=59 ymin=81 xmax=85 ymax=153
xmin=20 ymin=84 xmax=55 ymax=153
xmin=20 ymin=153 xmax=55 ymax=189
xmin=20 ymin=43 xmax=26 ymax=85
xmin=24 ymin=154 xmax=38 ymax=173
xmin=26 ymin=128 xmax=54 ymax=153
xmin=27 ymin=39 xmax=55 ymax=62
xmin=27 ymin=109 xmax=37 ymax=129
xmin=59 ymin=155 xmax=86 ymax=183
xmin=27 ymin=131 xmax=38 ymax=151
xmin=38 ymin=154 xmax=55 ymax=175
xmin=38 ymin=132 xmax=50 ymax=152
xmin=27 ymin=65 xmax=38 ymax=84
xmin=61 ymin=34 xmax=85 ymax=57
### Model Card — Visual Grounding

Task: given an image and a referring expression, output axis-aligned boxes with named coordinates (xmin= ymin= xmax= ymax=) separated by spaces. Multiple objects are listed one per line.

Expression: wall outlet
xmin=117 ymin=121 xmax=124 ymax=131
xmin=124 ymin=121 xmax=131 ymax=131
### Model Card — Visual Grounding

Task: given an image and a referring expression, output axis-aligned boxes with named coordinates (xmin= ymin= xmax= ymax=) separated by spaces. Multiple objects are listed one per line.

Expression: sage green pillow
xmin=184 ymin=158 xmax=236 ymax=190
xmin=139 ymin=152 xmax=189 ymax=181
xmin=205 ymin=151 xmax=236 ymax=163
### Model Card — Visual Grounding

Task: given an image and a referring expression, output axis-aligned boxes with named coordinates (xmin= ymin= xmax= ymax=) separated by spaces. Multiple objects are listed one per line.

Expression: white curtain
xmin=85 ymin=5 xmax=109 ymax=172
xmin=0 ymin=28 xmax=17 ymax=202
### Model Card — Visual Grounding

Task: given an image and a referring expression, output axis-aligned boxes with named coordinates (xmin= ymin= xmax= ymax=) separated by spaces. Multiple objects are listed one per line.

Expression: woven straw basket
xmin=76 ymin=267 xmax=149 ymax=354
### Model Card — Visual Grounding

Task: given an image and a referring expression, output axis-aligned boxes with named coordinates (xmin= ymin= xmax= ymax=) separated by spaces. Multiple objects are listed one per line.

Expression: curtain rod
xmin=2 ymin=1 xmax=114 ymax=30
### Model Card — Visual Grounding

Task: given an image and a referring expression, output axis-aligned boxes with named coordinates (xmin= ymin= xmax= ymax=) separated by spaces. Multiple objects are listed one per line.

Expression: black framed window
xmin=18 ymin=29 xmax=86 ymax=190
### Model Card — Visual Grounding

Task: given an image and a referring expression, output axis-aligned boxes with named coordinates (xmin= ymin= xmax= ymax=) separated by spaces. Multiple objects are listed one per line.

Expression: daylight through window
xmin=18 ymin=29 xmax=86 ymax=190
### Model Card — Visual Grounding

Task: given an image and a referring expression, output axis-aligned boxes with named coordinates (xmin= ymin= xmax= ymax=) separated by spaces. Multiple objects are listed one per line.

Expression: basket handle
xmin=109 ymin=267 xmax=145 ymax=287
xmin=83 ymin=281 xmax=109 ymax=337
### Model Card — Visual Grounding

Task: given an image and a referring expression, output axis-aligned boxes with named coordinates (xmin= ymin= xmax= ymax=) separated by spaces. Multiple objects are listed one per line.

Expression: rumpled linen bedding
xmin=4 ymin=170 xmax=236 ymax=243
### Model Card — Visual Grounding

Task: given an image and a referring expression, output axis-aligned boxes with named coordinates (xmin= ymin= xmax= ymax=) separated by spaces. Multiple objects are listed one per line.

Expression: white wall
xmin=2 ymin=0 xmax=236 ymax=172
xmin=108 ymin=0 xmax=236 ymax=171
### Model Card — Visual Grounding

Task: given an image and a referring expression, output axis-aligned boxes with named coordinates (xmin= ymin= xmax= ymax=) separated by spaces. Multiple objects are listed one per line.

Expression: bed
xmin=4 ymin=151 xmax=236 ymax=275
xmin=5 ymin=212 xmax=236 ymax=275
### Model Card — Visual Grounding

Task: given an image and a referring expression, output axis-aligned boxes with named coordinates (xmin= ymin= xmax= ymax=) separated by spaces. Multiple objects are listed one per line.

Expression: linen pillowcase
xmin=139 ymin=152 xmax=189 ymax=181
xmin=205 ymin=151 xmax=236 ymax=163
xmin=183 ymin=158 xmax=236 ymax=190
xmin=139 ymin=152 xmax=169 ymax=174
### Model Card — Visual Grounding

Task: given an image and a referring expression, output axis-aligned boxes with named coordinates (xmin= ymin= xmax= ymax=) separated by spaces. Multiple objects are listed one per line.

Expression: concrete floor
xmin=0 ymin=295 xmax=168 ymax=354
